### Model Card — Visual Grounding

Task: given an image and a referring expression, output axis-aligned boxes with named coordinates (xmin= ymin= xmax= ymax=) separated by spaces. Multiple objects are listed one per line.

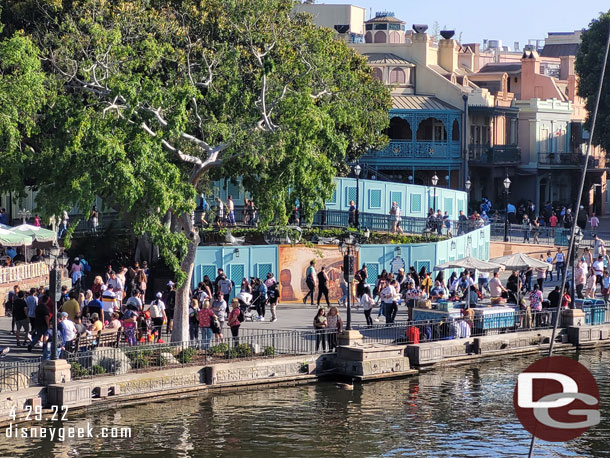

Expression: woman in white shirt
xmin=360 ymin=286 xmax=375 ymax=326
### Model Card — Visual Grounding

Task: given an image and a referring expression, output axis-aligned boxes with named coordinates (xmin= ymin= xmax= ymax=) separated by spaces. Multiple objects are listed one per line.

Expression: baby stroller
xmin=236 ymin=292 xmax=257 ymax=322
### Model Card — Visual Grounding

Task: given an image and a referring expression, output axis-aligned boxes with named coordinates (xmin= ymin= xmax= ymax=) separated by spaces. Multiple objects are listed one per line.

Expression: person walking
xmin=522 ymin=215 xmax=531 ymax=243
xmin=303 ymin=260 xmax=316 ymax=306
xmin=574 ymin=261 xmax=586 ymax=299
xmin=536 ymin=256 xmax=547 ymax=292
xmin=380 ymin=279 xmax=397 ymax=324
xmin=317 ymin=266 xmax=330 ymax=308
xmin=546 ymin=251 xmax=554 ymax=282
xmin=198 ymin=300 xmax=216 ymax=349
xmin=360 ymin=286 xmax=375 ymax=326
xmin=149 ymin=293 xmax=167 ymax=343
xmin=13 ymin=291 xmax=29 ymax=347
xmin=189 ymin=298 xmax=200 ymax=341
xmin=553 ymin=248 xmax=565 ymax=280
xmin=313 ymin=308 xmax=327 ymax=352
xmin=227 ymin=299 xmax=242 ymax=345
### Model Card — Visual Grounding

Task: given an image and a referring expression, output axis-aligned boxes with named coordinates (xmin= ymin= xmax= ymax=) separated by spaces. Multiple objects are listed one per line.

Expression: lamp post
xmin=338 ymin=234 xmax=361 ymax=331
xmin=431 ymin=173 xmax=439 ymax=211
xmin=354 ymin=164 xmax=361 ymax=228
xmin=503 ymin=176 xmax=511 ymax=242
xmin=567 ymin=228 xmax=584 ymax=309
xmin=43 ymin=245 xmax=69 ymax=360
xmin=18 ymin=208 xmax=31 ymax=224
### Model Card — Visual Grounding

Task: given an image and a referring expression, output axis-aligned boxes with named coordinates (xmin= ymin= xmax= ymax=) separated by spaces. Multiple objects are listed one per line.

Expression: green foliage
xmin=90 ymin=364 xmax=107 ymax=375
xmin=235 ymin=344 xmax=253 ymax=357
xmin=177 ymin=346 xmax=198 ymax=363
xmin=262 ymin=346 xmax=275 ymax=357
xmin=209 ymin=343 xmax=229 ymax=357
xmin=70 ymin=362 xmax=89 ymax=379
xmin=576 ymin=11 xmax=610 ymax=155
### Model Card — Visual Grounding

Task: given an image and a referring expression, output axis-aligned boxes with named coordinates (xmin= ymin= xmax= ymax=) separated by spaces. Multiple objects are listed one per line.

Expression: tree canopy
xmin=0 ymin=0 xmax=390 ymax=341
xmin=576 ymin=11 xmax=610 ymax=154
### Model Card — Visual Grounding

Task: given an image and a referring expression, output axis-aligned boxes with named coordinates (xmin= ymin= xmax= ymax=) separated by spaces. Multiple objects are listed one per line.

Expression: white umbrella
xmin=11 ymin=224 xmax=57 ymax=243
xmin=0 ymin=227 xmax=33 ymax=247
xmin=490 ymin=252 xmax=552 ymax=271
xmin=434 ymin=256 xmax=504 ymax=272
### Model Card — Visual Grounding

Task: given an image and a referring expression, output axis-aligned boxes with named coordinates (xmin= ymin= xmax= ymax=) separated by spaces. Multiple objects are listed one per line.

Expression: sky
xmin=346 ymin=0 xmax=608 ymax=50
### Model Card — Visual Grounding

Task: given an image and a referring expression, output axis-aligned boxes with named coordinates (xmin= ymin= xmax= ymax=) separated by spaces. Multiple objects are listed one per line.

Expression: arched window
xmin=388 ymin=117 xmax=412 ymax=140
xmin=452 ymin=119 xmax=460 ymax=141
xmin=416 ymin=118 xmax=447 ymax=141
xmin=389 ymin=31 xmax=401 ymax=43
xmin=372 ymin=67 xmax=383 ymax=82
xmin=389 ymin=68 xmax=406 ymax=84
xmin=365 ymin=32 xmax=373 ymax=43
xmin=374 ymin=31 xmax=387 ymax=43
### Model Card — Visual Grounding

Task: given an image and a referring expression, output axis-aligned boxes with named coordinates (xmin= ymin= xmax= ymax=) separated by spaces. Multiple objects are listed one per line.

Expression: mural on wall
xmin=278 ymin=245 xmax=358 ymax=303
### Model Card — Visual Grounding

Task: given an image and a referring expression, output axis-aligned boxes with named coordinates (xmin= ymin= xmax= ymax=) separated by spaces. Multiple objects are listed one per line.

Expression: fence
xmin=0 ymin=359 xmax=41 ymax=392
xmin=0 ymin=262 xmax=48 ymax=285
xmin=489 ymin=223 xmax=610 ymax=247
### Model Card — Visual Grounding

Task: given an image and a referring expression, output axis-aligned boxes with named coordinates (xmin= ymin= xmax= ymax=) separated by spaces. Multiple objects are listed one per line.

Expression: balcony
xmin=364 ymin=140 xmax=461 ymax=161
xmin=468 ymin=144 xmax=521 ymax=164
xmin=538 ymin=153 xmax=599 ymax=168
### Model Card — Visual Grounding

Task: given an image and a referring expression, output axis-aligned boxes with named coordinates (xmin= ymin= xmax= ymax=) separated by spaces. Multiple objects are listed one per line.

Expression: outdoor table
xmin=472 ymin=306 xmax=517 ymax=334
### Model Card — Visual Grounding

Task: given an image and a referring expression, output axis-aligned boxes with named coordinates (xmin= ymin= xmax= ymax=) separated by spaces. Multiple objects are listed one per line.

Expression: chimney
xmin=439 ymin=38 xmax=459 ymax=73
xmin=559 ymin=55 xmax=575 ymax=80
xmin=411 ymin=32 xmax=433 ymax=66
xmin=521 ymin=50 xmax=541 ymax=99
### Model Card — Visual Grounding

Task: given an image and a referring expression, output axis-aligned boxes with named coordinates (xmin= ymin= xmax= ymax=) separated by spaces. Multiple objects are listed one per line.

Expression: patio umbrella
xmin=11 ymin=224 xmax=57 ymax=243
xmin=434 ymin=256 xmax=504 ymax=272
xmin=0 ymin=227 xmax=34 ymax=246
xmin=490 ymin=252 xmax=552 ymax=271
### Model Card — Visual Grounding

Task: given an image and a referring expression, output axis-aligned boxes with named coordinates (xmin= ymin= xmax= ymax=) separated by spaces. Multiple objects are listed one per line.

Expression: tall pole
xmin=355 ymin=175 xmax=360 ymax=228
xmin=570 ymin=247 xmax=576 ymax=309
xmin=433 ymin=187 xmax=437 ymax=211
xmin=462 ymin=94 xmax=469 ymax=189
xmin=345 ymin=253 xmax=353 ymax=330
xmin=504 ymin=190 xmax=509 ymax=242
xmin=49 ymin=267 xmax=60 ymax=361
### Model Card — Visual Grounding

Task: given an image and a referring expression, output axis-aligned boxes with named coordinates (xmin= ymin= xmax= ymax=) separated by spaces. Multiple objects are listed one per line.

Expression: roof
xmin=365 ymin=15 xmax=405 ymax=24
xmin=363 ymin=53 xmax=415 ymax=65
xmin=478 ymin=63 xmax=522 ymax=74
xmin=391 ymin=95 xmax=459 ymax=111
xmin=540 ymin=43 xmax=580 ymax=58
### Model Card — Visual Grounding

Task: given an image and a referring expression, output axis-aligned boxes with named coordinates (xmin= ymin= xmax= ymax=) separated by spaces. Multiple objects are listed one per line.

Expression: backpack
xmin=150 ymin=301 xmax=162 ymax=319
xmin=238 ymin=309 xmax=245 ymax=323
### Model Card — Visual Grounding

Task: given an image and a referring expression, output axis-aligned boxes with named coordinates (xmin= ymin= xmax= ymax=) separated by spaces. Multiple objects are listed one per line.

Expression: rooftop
xmin=392 ymin=95 xmax=459 ymax=111
xmin=364 ymin=53 xmax=415 ymax=66
xmin=478 ymin=63 xmax=522 ymax=74
xmin=540 ymin=43 xmax=580 ymax=58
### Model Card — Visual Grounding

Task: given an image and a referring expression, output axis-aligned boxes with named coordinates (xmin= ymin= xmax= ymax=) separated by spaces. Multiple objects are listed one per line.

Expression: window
xmin=416 ymin=261 xmax=431 ymax=274
xmin=410 ymin=194 xmax=422 ymax=212
xmin=229 ymin=264 xmax=245 ymax=288
xmin=374 ymin=23 xmax=388 ymax=30
xmin=417 ymin=118 xmax=447 ymax=141
xmin=345 ymin=187 xmax=357 ymax=206
xmin=374 ymin=31 xmax=387 ymax=43
xmin=256 ymin=263 xmax=272 ymax=279
xmin=390 ymin=191 xmax=402 ymax=209
xmin=444 ymin=198 xmax=453 ymax=215
xmin=388 ymin=117 xmax=412 ymax=140
xmin=389 ymin=23 xmax=401 ymax=31
xmin=365 ymin=24 xmax=373 ymax=31
xmin=389 ymin=68 xmax=406 ymax=84
xmin=452 ymin=119 xmax=460 ymax=141
xmin=327 ymin=188 xmax=337 ymax=204
xmin=540 ymin=128 xmax=549 ymax=153
xmin=197 ymin=264 xmax=217 ymax=286
xmin=369 ymin=189 xmax=382 ymax=209
xmin=366 ymin=263 xmax=380 ymax=286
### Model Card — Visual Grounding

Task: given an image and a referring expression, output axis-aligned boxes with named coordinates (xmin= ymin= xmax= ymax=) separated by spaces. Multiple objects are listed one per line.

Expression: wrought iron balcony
xmin=468 ymin=144 xmax=521 ymax=164
xmin=365 ymin=140 xmax=461 ymax=160
xmin=538 ymin=153 xmax=599 ymax=168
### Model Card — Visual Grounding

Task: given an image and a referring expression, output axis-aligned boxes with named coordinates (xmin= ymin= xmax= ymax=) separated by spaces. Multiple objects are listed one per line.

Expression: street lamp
xmin=567 ymin=227 xmax=584 ymax=309
xmin=431 ymin=173 xmax=439 ymax=211
xmin=18 ymin=208 xmax=31 ymax=224
xmin=503 ymin=176 xmax=511 ymax=242
xmin=43 ymin=245 xmax=69 ymax=360
xmin=354 ymin=164 xmax=361 ymax=228
xmin=338 ymin=234 xmax=360 ymax=330
xmin=465 ymin=178 xmax=471 ymax=192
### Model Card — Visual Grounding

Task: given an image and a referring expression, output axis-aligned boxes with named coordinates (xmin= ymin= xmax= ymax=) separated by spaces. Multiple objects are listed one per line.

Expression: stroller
xmin=236 ymin=292 xmax=258 ymax=322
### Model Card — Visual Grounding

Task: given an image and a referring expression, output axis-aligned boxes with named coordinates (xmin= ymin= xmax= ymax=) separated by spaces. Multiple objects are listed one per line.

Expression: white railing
xmin=0 ymin=262 xmax=49 ymax=285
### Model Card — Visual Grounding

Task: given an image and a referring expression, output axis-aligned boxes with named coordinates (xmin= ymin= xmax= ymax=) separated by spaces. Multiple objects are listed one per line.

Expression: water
xmin=1 ymin=350 xmax=609 ymax=458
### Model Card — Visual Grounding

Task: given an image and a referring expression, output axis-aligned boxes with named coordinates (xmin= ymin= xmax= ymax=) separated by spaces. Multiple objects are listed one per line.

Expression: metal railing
xmin=468 ymin=144 xmax=521 ymax=164
xmin=537 ymin=153 xmax=599 ymax=167
xmin=0 ymin=359 xmax=41 ymax=392
xmin=489 ymin=223 xmax=609 ymax=247
xmin=0 ymin=262 xmax=48 ymax=285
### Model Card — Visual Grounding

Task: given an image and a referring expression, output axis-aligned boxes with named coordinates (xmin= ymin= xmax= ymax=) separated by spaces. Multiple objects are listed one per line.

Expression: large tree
xmin=576 ymin=11 xmax=610 ymax=155
xmin=2 ymin=0 xmax=390 ymax=341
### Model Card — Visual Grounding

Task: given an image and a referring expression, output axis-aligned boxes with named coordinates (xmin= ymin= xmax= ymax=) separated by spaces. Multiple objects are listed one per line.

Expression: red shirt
xmin=228 ymin=308 xmax=241 ymax=327
xmin=406 ymin=326 xmax=420 ymax=344
xmin=549 ymin=215 xmax=558 ymax=227
xmin=198 ymin=309 xmax=215 ymax=327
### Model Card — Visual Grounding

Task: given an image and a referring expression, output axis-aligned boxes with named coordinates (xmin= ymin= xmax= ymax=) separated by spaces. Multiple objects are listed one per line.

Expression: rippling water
xmin=1 ymin=350 xmax=608 ymax=458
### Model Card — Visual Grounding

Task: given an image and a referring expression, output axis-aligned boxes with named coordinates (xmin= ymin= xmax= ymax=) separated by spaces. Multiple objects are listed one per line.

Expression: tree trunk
xmin=171 ymin=215 xmax=200 ymax=343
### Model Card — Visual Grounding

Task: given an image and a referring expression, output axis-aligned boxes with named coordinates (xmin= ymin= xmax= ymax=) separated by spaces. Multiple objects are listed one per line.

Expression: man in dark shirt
xmin=28 ymin=302 xmax=50 ymax=352
xmin=83 ymin=291 xmax=103 ymax=318
xmin=547 ymin=286 xmax=561 ymax=309
xmin=13 ymin=291 xmax=29 ymax=347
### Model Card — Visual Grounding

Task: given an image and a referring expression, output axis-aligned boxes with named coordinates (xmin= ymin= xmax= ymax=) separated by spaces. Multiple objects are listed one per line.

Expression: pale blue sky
xmin=348 ymin=0 xmax=608 ymax=49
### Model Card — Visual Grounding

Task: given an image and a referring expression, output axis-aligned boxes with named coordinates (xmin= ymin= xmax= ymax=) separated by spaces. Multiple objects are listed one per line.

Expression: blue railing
xmin=365 ymin=140 xmax=461 ymax=160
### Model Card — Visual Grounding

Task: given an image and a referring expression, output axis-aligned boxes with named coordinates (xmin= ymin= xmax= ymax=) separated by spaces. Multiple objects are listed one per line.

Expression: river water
xmin=1 ymin=350 xmax=608 ymax=458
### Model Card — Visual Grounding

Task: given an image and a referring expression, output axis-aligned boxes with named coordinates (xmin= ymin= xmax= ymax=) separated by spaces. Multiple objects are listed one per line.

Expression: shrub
xmin=70 ymin=362 xmax=89 ymax=379
xmin=177 ymin=347 xmax=198 ymax=363
xmin=235 ymin=344 xmax=253 ymax=357
xmin=210 ymin=343 xmax=229 ymax=356
xmin=263 ymin=346 xmax=275 ymax=357
xmin=130 ymin=355 xmax=150 ymax=369
xmin=90 ymin=365 xmax=107 ymax=375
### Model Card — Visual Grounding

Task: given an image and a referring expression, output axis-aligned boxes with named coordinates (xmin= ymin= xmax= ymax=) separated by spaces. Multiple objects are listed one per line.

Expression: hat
xmin=231 ymin=298 xmax=239 ymax=304
xmin=91 ymin=313 xmax=99 ymax=319
xmin=167 ymin=281 xmax=175 ymax=287
xmin=75 ymin=257 xmax=80 ymax=262
xmin=60 ymin=312 xmax=68 ymax=318
xmin=156 ymin=292 xmax=163 ymax=298
xmin=100 ymin=285 xmax=107 ymax=292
